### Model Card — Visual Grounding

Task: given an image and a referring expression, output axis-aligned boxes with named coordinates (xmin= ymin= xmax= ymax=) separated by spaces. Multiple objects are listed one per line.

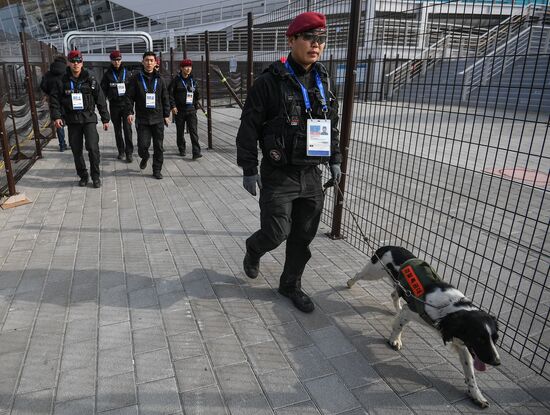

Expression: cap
xmin=110 ymin=50 xmax=122 ymax=60
xmin=180 ymin=59 xmax=193 ymax=67
xmin=286 ymin=12 xmax=326 ymax=37
xmin=67 ymin=50 xmax=82 ymax=61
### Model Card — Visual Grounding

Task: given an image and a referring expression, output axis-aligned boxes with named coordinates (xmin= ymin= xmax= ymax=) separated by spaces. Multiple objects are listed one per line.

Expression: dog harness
xmin=397 ymin=258 xmax=442 ymax=326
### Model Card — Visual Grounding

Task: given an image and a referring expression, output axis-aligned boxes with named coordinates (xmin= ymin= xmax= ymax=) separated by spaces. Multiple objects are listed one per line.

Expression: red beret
xmin=286 ymin=12 xmax=326 ymax=37
xmin=110 ymin=50 xmax=122 ymax=60
xmin=67 ymin=50 xmax=82 ymax=60
xmin=180 ymin=59 xmax=193 ymax=67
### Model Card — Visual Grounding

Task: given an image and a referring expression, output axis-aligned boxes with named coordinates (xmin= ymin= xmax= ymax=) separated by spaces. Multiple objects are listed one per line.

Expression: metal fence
xmin=0 ymin=31 xmax=57 ymax=199
xmin=184 ymin=0 xmax=550 ymax=379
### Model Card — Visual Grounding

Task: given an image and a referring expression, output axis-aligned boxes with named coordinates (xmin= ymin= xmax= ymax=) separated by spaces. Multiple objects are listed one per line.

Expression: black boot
xmin=278 ymin=287 xmax=315 ymax=313
xmin=78 ymin=176 xmax=88 ymax=187
xmin=243 ymin=252 xmax=260 ymax=279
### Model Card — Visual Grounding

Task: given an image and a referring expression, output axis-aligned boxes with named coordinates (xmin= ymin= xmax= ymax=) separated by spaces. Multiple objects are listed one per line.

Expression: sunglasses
xmin=69 ymin=58 xmax=82 ymax=63
xmin=299 ymin=32 xmax=327 ymax=44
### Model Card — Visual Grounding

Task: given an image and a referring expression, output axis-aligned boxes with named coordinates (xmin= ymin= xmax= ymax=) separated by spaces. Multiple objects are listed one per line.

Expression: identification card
xmin=71 ymin=93 xmax=84 ymax=110
xmin=117 ymin=83 xmax=126 ymax=96
xmin=186 ymin=92 xmax=194 ymax=104
xmin=306 ymin=119 xmax=331 ymax=157
xmin=146 ymin=93 xmax=156 ymax=109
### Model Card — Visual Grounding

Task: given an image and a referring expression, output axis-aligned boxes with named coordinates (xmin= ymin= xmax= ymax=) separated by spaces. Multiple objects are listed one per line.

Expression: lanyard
xmin=113 ymin=68 xmax=126 ymax=82
xmin=179 ymin=75 xmax=195 ymax=92
xmin=284 ymin=61 xmax=328 ymax=115
xmin=140 ymin=73 xmax=158 ymax=93
xmin=69 ymin=80 xmax=81 ymax=92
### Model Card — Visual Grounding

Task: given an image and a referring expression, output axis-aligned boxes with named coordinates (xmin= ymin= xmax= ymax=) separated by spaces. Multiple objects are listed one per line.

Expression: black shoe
xmin=192 ymin=154 xmax=202 ymax=160
xmin=243 ymin=252 xmax=260 ymax=279
xmin=117 ymin=153 xmax=124 ymax=160
xmin=278 ymin=287 xmax=315 ymax=313
xmin=59 ymin=146 xmax=65 ymax=152
xmin=139 ymin=158 xmax=148 ymax=170
xmin=126 ymin=154 xmax=133 ymax=163
xmin=179 ymin=151 xmax=186 ymax=156
xmin=93 ymin=179 xmax=101 ymax=188
xmin=78 ymin=177 xmax=88 ymax=187
xmin=153 ymin=172 xmax=163 ymax=180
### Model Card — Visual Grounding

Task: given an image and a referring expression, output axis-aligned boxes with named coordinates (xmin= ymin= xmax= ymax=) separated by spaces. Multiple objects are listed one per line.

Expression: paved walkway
xmin=0 ymin=123 xmax=549 ymax=415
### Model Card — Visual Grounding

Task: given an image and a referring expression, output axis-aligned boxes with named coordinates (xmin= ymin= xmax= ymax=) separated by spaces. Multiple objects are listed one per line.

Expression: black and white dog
xmin=347 ymin=246 xmax=501 ymax=408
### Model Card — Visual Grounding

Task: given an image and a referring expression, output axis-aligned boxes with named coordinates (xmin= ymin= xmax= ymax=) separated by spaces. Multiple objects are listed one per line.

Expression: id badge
xmin=117 ymin=83 xmax=126 ymax=96
xmin=186 ymin=92 xmax=194 ymax=104
xmin=146 ymin=93 xmax=156 ymax=109
xmin=306 ymin=119 xmax=331 ymax=157
xmin=71 ymin=93 xmax=84 ymax=110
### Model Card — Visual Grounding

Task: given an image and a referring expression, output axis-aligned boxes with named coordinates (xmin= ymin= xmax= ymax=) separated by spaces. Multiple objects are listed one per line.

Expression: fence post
xmin=329 ymin=0 xmax=363 ymax=239
xmin=247 ymin=12 xmax=254 ymax=93
xmin=364 ymin=54 xmax=372 ymax=102
xmin=201 ymin=55 xmax=205 ymax=108
xmin=0 ymin=95 xmax=17 ymax=196
xmin=205 ymin=31 xmax=213 ymax=149
xmin=20 ymin=31 xmax=43 ymax=158
xmin=379 ymin=54 xmax=387 ymax=101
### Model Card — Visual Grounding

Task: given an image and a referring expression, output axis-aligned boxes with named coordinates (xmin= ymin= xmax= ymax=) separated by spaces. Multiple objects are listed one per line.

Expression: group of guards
xmin=42 ymin=11 xmax=342 ymax=313
xmin=41 ymin=50 xmax=202 ymax=187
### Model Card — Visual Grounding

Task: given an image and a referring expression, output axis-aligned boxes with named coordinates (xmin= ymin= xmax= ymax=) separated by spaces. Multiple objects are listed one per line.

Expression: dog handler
xmin=236 ymin=12 xmax=341 ymax=313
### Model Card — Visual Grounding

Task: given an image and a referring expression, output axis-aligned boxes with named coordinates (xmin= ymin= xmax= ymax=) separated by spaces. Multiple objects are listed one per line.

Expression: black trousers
xmin=137 ymin=122 xmax=164 ymax=173
xmin=246 ymin=163 xmax=324 ymax=290
xmin=110 ymin=103 xmax=133 ymax=156
xmin=175 ymin=110 xmax=201 ymax=156
xmin=67 ymin=123 xmax=100 ymax=181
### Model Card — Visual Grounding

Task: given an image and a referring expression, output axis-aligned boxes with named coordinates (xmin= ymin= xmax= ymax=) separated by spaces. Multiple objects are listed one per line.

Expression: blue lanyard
xmin=284 ymin=61 xmax=328 ymax=115
xmin=69 ymin=80 xmax=81 ymax=92
xmin=140 ymin=73 xmax=158 ymax=93
xmin=179 ymin=75 xmax=195 ymax=92
xmin=113 ymin=68 xmax=126 ymax=82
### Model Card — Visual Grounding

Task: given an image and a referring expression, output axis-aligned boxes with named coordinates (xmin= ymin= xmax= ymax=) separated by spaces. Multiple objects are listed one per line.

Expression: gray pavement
xmin=0 ymin=120 xmax=549 ymax=414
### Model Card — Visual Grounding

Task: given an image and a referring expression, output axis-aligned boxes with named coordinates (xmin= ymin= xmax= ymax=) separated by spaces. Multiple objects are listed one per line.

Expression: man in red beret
xmin=168 ymin=59 xmax=202 ymax=159
xmin=50 ymin=50 xmax=110 ymax=188
xmin=101 ymin=50 xmax=133 ymax=162
xmin=236 ymin=12 xmax=341 ymax=313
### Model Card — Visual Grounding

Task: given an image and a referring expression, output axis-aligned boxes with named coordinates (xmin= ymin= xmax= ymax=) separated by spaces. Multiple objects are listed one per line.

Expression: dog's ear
xmin=439 ymin=312 xmax=464 ymax=345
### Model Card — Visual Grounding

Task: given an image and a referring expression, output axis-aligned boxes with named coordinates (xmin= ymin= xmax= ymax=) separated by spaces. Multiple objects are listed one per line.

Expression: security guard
xmin=236 ymin=12 xmax=342 ymax=313
xmin=169 ymin=59 xmax=202 ymax=159
xmin=126 ymin=51 xmax=171 ymax=180
xmin=50 ymin=50 xmax=110 ymax=188
xmin=101 ymin=50 xmax=133 ymax=162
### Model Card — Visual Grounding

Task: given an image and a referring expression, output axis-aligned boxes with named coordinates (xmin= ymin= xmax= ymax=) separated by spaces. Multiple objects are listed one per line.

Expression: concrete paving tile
xmin=130 ymin=307 xmax=163 ymax=330
xmin=402 ymin=388 xmax=460 ymax=413
xmin=174 ymin=355 xmax=215 ymax=392
xmin=137 ymin=377 xmax=182 ymax=415
xmin=163 ymin=308 xmax=198 ymax=335
xmin=128 ymin=286 xmax=158 ymax=309
xmin=205 ymin=334 xmax=246 ymax=367
xmin=135 ymin=348 xmax=174 ymax=384
xmin=60 ymin=339 xmax=95 ymax=371
xmin=11 ymin=388 xmax=53 ymax=415
xmin=474 ymin=367 xmax=533 ymax=408
xmin=329 ymin=351 xmax=381 ymax=389
xmin=212 ymin=283 xmax=247 ymax=302
xmin=274 ymin=400 xmax=322 ymax=415
xmin=517 ymin=375 xmax=550 ymax=409
xmin=420 ymin=361 xmax=472 ymax=403
xmin=232 ymin=317 xmax=273 ymax=346
xmin=98 ymin=345 xmax=134 ymax=378
xmin=269 ymin=321 xmax=314 ymax=351
xmin=255 ymin=301 xmax=296 ymax=326
xmin=132 ymin=325 xmax=168 ymax=354
xmin=97 ymin=368 xmax=137 ymax=412
xmin=221 ymin=300 xmax=258 ymax=322
xmin=309 ymin=326 xmax=356 ymax=358
xmin=0 ymin=351 xmax=24 ymax=380
xmin=17 ymin=358 xmax=58 ymax=394
xmin=259 ymin=367 xmax=309 ymax=409
xmin=452 ymin=396 xmax=505 ymax=414
xmin=53 ymin=396 xmax=95 ymax=415
xmin=353 ymin=380 xmax=413 ymax=415
xmin=99 ymin=321 xmax=132 ymax=350
xmin=0 ymin=328 xmax=30 ymax=355
xmin=56 ymin=365 xmax=95 ymax=403
xmin=168 ymin=330 xmax=205 ymax=361
xmin=156 ymin=275 xmax=184 ymax=296
xmin=350 ymin=333 xmax=401 ymax=364
xmin=304 ymin=374 xmax=361 ymax=415
xmin=64 ymin=317 xmax=96 ymax=344
xmin=100 ymin=405 xmax=138 ymax=415
xmin=0 ymin=377 xmax=18 ymax=412
xmin=373 ymin=357 xmax=432 ymax=396
xmin=286 ymin=345 xmax=335 ymax=381
xmin=245 ymin=340 xmax=289 ymax=375
xmin=180 ymin=385 xmax=227 ymax=415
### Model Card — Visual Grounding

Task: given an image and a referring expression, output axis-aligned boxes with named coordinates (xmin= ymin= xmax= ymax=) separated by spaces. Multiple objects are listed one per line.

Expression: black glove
xmin=330 ymin=164 xmax=342 ymax=184
xmin=243 ymin=174 xmax=262 ymax=196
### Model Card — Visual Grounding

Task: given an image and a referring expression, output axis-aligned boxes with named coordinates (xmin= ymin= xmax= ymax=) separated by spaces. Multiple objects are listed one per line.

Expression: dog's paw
xmin=388 ymin=338 xmax=402 ymax=351
xmin=470 ymin=390 xmax=489 ymax=408
xmin=346 ymin=278 xmax=355 ymax=288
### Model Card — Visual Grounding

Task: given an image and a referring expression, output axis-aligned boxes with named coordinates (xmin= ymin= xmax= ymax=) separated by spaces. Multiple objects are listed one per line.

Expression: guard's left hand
xmin=164 ymin=118 xmax=170 ymax=127
xmin=103 ymin=123 xmax=109 ymax=131
xmin=330 ymin=164 xmax=342 ymax=184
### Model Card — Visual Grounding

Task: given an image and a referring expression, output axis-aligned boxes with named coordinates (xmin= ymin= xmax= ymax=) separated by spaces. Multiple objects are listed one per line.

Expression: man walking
xmin=126 ymin=51 xmax=170 ymax=179
xmin=169 ymin=59 xmax=202 ymax=159
xmin=101 ymin=50 xmax=133 ymax=162
xmin=50 ymin=50 xmax=110 ymax=188
xmin=40 ymin=56 xmax=67 ymax=151
xmin=236 ymin=12 xmax=342 ymax=313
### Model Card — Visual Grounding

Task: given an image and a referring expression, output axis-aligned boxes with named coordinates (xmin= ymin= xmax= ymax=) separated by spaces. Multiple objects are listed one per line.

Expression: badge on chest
xmin=306 ymin=119 xmax=331 ymax=157
xmin=186 ymin=92 xmax=194 ymax=105
xmin=71 ymin=93 xmax=84 ymax=110
xmin=117 ymin=83 xmax=126 ymax=96
xmin=146 ymin=93 xmax=156 ymax=109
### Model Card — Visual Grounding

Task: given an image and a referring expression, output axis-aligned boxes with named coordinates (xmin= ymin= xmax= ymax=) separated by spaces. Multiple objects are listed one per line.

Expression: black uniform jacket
xmin=125 ymin=68 xmax=170 ymax=125
xmin=40 ymin=60 xmax=65 ymax=96
xmin=168 ymin=73 xmax=200 ymax=112
xmin=100 ymin=65 xmax=132 ymax=106
xmin=236 ymin=54 xmax=341 ymax=176
xmin=50 ymin=67 xmax=110 ymax=125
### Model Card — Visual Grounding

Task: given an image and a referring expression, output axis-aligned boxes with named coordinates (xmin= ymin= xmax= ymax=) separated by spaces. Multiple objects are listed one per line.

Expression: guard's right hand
xmin=54 ymin=119 xmax=63 ymax=129
xmin=127 ymin=115 xmax=134 ymax=125
xmin=243 ymin=174 xmax=262 ymax=196
xmin=171 ymin=108 xmax=178 ymax=115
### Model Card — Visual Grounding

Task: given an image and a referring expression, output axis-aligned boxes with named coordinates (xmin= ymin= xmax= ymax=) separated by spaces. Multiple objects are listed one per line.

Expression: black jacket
xmin=125 ymin=68 xmax=170 ymax=125
xmin=168 ymin=73 xmax=200 ymax=112
xmin=236 ymin=54 xmax=341 ymax=176
xmin=40 ymin=60 xmax=65 ymax=96
xmin=100 ymin=65 xmax=131 ymax=106
xmin=50 ymin=67 xmax=110 ymax=125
